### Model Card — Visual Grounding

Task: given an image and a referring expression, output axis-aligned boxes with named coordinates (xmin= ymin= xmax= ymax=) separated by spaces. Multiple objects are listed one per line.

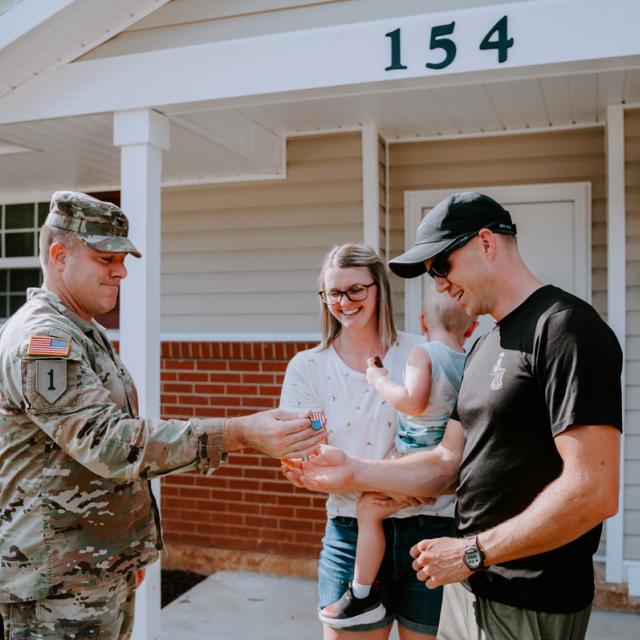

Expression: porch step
xmin=595 ymin=562 xmax=640 ymax=612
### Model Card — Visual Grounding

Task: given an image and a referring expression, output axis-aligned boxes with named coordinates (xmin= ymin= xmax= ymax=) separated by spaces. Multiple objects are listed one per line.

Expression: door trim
xmin=402 ymin=183 xmax=592 ymax=333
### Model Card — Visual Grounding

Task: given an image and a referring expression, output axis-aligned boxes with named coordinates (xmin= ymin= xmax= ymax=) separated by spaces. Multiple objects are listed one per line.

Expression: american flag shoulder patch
xmin=27 ymin=335 xmax=71 ymax=357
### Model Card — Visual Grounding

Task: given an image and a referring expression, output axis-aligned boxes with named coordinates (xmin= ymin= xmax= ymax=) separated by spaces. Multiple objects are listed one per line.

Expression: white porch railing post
xmin=362 ymin=124 xmax=380 ymax=252
xmin=113 ymin=107 xmax=170 ymax=640
xmin=605 ymin=103 xmax=626 ymax=585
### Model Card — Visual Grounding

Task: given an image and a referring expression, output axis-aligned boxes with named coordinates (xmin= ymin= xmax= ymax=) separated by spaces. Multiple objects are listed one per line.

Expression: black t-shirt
xmin=454 ymin=285 xmax=622 ymax=613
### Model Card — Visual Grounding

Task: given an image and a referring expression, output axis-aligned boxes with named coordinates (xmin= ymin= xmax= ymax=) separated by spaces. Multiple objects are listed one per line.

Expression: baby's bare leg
xmin=354 ymin=492 xmax=403 ymax=585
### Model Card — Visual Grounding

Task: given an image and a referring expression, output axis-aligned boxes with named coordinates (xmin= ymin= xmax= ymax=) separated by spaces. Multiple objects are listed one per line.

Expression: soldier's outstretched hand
xmin=225 ymin=408 xmax=326 ymax=460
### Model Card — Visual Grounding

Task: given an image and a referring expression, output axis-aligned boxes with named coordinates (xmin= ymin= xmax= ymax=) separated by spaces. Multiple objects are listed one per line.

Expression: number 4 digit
xmin=480 ymin=15 xmax=514 ymax=63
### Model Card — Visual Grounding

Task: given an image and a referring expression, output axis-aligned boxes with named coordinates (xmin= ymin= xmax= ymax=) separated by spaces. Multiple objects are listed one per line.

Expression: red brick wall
xmin=159 ymin=341 xmax=326 ymax=558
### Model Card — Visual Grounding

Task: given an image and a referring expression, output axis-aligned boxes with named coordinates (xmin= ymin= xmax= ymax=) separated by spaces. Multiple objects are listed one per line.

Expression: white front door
xmin=403 ymin=183 xmax=592 ymax=341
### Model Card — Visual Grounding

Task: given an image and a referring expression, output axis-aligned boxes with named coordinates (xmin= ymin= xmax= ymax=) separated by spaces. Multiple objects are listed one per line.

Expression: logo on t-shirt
xmin=490 ymin=352 xmax=506 ymax=391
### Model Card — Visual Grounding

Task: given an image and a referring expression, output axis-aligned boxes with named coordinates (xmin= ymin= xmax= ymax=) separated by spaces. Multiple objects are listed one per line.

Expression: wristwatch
xmin=462 ymin=536 xmax=486 ymax=572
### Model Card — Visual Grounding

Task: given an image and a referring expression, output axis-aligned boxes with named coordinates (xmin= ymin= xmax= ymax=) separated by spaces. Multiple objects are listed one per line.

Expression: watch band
xmin=463 ymin=535 xmax=486 ymax=572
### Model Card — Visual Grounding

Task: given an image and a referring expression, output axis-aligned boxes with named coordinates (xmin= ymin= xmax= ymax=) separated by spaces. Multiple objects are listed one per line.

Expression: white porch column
xmin=113 ymin=107 xmax=170 ymax=640
xmin=362 ymin=124 xmax=380 ymax=251
xmin=605 ymin=104 xmax=626 ymax=585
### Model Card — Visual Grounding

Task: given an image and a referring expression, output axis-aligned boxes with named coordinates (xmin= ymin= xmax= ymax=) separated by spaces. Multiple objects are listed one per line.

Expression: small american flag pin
xmin=310 ymin=411 xmax=325 ymax=431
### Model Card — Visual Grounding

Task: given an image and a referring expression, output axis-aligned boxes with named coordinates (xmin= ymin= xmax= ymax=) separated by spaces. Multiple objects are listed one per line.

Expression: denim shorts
xmin=318 ymin=514 xmax=455 ymax=634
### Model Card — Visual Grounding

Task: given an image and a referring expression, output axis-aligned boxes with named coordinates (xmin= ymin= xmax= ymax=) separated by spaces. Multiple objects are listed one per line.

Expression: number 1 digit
xmin=385 ymin=28 xmax=408 ymax=71
xmin=47 ymin=369 xmax=56 ymax=391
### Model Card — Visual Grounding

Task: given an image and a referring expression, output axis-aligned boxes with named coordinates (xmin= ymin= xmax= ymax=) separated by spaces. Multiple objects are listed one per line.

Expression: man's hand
xmin=281 ymin=445 xmax=355 ymax=492
xmin=410 ymin=536 xmax=471 ymax=589
xmin=225 ymin=409 xmax=326 ymax=460
xmin=370 ymin=492 xmax=435 ymax=508
xmin=361 ymin=491 xmax=426 ymax=513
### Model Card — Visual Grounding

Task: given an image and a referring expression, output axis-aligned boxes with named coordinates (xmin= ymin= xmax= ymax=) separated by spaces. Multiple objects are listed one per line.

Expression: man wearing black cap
xmin=284 ymin=192 xmax=622 ymax=640
xmin=0 ymin=192 xmax=325 ymax=639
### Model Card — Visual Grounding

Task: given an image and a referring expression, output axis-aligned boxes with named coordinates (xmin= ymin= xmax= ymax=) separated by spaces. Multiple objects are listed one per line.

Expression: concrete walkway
xmin=162 ymin=571 xmax=639 ymax=639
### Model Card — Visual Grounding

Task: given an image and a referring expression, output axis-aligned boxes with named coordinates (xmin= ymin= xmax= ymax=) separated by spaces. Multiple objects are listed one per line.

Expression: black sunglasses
xmin=426 ymin=233 xmax=477 ymax=279
xmin=426 ymin=221 xmax=517 ymax=279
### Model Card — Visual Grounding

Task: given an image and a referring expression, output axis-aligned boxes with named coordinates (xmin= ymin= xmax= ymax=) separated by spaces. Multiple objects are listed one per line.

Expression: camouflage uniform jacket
xmin=0 ymin=288 xmax=225 ymax=603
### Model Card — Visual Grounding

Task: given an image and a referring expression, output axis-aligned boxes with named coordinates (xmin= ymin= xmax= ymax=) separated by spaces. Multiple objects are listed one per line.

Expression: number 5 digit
xmin=426 ymin=22 xmax=456 ymax=70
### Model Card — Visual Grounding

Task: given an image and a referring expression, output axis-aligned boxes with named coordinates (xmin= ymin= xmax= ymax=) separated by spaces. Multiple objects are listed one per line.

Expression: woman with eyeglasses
xmin=280 ymin=243 xmax=450 ymax=640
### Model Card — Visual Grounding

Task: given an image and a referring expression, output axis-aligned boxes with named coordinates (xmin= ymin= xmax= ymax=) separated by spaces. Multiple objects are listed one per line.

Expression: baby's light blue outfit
xmin=394 ymin=340 xmax=466 ymax=517
xmin=396 ymin=340 xmax=466 ymax=454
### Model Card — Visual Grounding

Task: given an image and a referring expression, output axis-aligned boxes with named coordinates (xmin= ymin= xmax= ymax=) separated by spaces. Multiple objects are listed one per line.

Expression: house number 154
xmin=385 ymin=15 xmax=514 ymax=71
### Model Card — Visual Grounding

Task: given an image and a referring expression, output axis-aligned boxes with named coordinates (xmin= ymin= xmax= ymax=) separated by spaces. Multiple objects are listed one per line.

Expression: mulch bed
xmin=161 ymin=569 xmax=208 ymax=608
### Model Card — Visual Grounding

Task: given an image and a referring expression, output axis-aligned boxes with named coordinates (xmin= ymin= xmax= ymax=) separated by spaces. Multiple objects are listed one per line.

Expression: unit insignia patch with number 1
xmin=35 ymin=360 xmax=68 ymax=404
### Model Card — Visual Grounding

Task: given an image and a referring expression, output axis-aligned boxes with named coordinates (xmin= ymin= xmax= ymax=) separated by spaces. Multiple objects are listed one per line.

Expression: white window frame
xmin=0 ymin=200 xmax=47 ymax=321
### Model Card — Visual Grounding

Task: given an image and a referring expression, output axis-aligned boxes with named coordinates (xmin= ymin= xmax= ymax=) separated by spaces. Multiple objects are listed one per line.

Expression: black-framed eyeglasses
xmin=426 ymin=220 xmax=517 ymax=279
xmin=318 ymin=282 xmax=376 ymax=305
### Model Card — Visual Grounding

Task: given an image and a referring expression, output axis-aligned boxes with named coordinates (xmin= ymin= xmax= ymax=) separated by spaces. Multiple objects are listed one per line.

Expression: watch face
xmin=464 ymin=546 xmax=483 ymax=570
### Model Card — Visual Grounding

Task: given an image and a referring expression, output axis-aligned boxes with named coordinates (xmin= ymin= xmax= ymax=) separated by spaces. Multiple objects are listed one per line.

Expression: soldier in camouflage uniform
xmin=0 ymin=192 xmax=324 ymax=640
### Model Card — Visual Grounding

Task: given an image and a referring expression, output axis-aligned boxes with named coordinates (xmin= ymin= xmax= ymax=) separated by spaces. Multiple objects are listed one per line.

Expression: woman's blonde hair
xmin=318 ymin=243 xmax=397 ymax=350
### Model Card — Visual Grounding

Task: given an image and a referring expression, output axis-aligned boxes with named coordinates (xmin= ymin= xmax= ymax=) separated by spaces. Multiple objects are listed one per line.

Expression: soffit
xmin=168 ymin=67 xmax=640 ymax=139
xmin=0 ymin=112 xmax=282 ymax=198
xmin=0 ymin=66 xmax=638 ymax=197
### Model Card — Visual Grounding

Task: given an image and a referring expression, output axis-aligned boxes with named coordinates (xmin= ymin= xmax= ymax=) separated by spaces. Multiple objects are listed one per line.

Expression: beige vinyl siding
xmin=625 ymin=109 xmax=640 ymax=561
xmin=161 ymin=132 xmax=362 ymax=333
xmin=388 ymin=128 xmax=607 ymax=327
xmin=379 ymin=136 xmax=387 ymax=260
xmin=81 ymin=1 xmax=337 ymax=59
xmin=83 ymin=0 xmax=518 ymax=59
xmin=388 ymin=128 xmax=611 ymax=557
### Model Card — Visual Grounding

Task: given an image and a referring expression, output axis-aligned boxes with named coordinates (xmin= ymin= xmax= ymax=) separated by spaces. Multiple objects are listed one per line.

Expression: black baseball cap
xmin=389 ymin=192 xmax=517 ymax=279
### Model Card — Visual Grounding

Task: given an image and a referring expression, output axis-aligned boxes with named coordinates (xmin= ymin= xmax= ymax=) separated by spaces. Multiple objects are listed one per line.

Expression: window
xmin=1 ymin=202 xmax=48 ymax=258
xmin=0 ymin=193 xmax=121 ymax=327
xmin=0 ymin=269 xmax=42 ymax=317
xmin=0 ymin=202 xmax=47 ymax=321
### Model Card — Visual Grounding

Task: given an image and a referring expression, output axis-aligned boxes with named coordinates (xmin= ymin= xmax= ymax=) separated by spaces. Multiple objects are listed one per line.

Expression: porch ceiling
xmin=181 ymin=67 xmax=640 ymax=138
xmin=0 ymin=66 xmax=639 ymax=198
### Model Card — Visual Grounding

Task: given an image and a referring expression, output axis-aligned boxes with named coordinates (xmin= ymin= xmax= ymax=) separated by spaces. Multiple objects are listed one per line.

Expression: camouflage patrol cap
xmin=45 ymin=191 xmax=142 ymax=258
